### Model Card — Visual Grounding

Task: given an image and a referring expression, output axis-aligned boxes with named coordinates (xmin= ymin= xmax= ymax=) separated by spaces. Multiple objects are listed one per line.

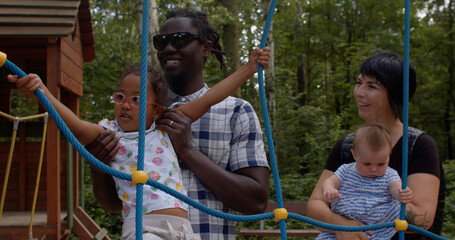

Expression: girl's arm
xmin=307 ymin=170 xmax=372 ymax=240
xmin=389 ymin=180 xmax=402 ymax=200
xmin=177 ymin=47 xmax=270 ymax=122
xmin=389 ymin=180 xmax=413 ymax=204
xmin=321 ymin=174 xmax=342 ymax=203
xmin=7 ymin=74 xmax=103 ymax=145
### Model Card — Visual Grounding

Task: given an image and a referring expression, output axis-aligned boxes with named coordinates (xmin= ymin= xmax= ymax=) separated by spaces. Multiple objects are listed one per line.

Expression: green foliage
xmin=79 ymin=0 xmax=455 ymax=238
xmin=82 ymin=165 xmax=123 ymax=239
xmin=442 ymin=159 xmax=455 ymax=239
xmin=9 ymin=89 xmax=39 ymax=117
xmin=81 ymin=0 xmax=141 ymax=123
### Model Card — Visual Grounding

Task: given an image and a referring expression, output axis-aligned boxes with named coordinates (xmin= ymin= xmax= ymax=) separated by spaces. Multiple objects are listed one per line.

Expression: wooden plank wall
xmin=0 ymin=137 xmax=68 ymax=212
xmin=59 ymin=20 xmax=84 ymax=96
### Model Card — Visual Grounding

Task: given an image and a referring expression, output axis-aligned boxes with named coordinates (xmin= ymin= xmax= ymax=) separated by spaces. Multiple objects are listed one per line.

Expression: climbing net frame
xmin=0 ymin=111 xmax=48 ymax=240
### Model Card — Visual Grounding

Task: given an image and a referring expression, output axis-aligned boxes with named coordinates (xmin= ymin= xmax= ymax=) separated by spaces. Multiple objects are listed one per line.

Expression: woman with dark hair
xmin=86 ymin=8 xmax=270 ymax=240
xmin=307 ymin=52 xmax=444 ymax=240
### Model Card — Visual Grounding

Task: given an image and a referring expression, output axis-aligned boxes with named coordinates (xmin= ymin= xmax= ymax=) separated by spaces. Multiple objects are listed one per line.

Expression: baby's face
xmin=113 ymin=74 xmax=161 ymax=132
xmin=352 ymin=145 xmax=391 ymax=178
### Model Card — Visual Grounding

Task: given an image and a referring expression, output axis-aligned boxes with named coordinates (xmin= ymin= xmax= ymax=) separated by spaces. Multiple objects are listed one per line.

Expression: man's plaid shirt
xmin=169 ymin=85 xmax=269 ymax=240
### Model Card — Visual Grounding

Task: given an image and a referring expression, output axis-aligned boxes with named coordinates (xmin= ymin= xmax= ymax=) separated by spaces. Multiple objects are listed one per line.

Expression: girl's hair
xmin=360 ymin=52 xmax=417 ymax=118
xmin=165 ymin=8 xmax=226 ymax=69
xmin=352 ymin=123 xmax=392 ymax=152
xmin=119 ymin=64 xmax=168 ymax=106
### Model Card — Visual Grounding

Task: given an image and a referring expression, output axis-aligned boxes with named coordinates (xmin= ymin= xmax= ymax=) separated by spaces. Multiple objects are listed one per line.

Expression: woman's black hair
xmin=360 ymin=52 xmax=417 ymax=118
xmin=120 ymin=64 xmax=168 ymax=107
xmin=165 ymin=8 xmax=226 ymax=69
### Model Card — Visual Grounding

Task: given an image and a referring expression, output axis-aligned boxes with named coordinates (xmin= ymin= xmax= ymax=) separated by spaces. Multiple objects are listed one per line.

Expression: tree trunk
xmin=445 ymin=0 xmax=454 ymax=159
xmin=149 ymin=0 xmax=160 ymax=68
xmin=265 ymin=15 xmax=276 ymax=132
xmin=262 ymin=0 xmax=277 ymax=138
xmin=304 ymin=2 xmax=312 ymax=105
xmin=296 ymin=2 xmax=306 ymax=106
xmin=136 ymin=0 xmax=160 ymax=68
xmin=218 ymin=0 xmax=241 ymax=97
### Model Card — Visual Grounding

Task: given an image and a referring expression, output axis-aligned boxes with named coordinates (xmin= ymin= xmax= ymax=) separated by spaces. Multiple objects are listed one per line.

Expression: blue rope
xmin=1 ymin=0 xmax=449 ymax=238
xmin=134 ymin=0 xmax=150 ymax=237
xmin=257 ymin=0 xmax=290 ymax=238
xmin=401 ymin=0 xmax=410 ymax=239
xmin=3 ymin=55 xmax=449 ymax=240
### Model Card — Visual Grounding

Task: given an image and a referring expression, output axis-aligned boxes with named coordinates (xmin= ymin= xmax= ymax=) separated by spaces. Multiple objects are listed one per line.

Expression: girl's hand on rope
xmin=399 ymin=186 xmax=413 ymax=204
xmin=7 ymin=73 xmax=46 ymax=98
xmin=247 ymin=47 xmax=271 ymax=72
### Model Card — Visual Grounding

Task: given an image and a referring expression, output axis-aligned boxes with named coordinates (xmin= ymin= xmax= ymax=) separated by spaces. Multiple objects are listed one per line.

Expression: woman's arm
xmin=405 ymin=173 xmax=439 ymax=229
xmin=307 ymin=169 xmax=371 ymax=240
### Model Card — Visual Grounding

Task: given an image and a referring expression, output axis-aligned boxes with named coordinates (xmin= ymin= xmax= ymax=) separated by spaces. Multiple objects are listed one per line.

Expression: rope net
xmin=0 ymin=0 xmax=449 ymax=239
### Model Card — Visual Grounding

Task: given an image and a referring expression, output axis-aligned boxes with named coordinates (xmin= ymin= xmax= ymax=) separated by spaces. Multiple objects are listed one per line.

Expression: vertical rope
xmin=401 ymin=0 xmax=411 ymax=239
xmin=135 ymin=0 xmax=150 ymax=239
xmin=257 ymin=0 xmax=286 ymax=238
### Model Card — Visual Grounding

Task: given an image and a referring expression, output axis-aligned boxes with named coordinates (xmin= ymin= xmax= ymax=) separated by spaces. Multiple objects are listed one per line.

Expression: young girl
xmin=7 ymin=47 xmax=269 ymax=240
xmin=318 ymin=124 xmax=413 ymax=240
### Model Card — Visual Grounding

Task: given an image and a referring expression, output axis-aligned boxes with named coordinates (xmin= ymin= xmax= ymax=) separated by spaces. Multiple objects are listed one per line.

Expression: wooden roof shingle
xmin=0 ymin=0 xmax=95 ymax=61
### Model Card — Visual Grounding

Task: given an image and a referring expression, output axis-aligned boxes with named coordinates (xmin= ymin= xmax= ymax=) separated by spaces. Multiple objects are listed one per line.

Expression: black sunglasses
xmin=152 ymin=32 xmax=202 ymax=51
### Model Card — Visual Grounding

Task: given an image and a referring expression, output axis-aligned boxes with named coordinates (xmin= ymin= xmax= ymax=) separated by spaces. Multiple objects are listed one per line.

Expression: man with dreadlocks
xmin=87 ymin=8 xmax=270 ymax=240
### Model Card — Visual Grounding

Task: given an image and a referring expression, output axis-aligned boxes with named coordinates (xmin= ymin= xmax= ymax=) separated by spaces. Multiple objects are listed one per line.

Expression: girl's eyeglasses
xmin=152 ymin=32 xmax=202 ymax=51
xmin=112 ymin=93 xmax=160 ymax=107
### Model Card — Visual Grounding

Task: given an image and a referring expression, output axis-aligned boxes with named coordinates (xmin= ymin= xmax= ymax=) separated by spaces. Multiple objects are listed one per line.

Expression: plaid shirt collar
xmin=168 ymin=84 xmax=208 ymax=105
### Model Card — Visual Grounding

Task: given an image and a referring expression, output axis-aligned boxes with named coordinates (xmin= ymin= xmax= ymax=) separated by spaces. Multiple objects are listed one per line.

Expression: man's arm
xmin=157 ymin=108 xmax=269 ymax=214
xmin=85 ymin=130 xmax=122 ymax=213
xmin=178 ymin=147 xmax=269 ymax=214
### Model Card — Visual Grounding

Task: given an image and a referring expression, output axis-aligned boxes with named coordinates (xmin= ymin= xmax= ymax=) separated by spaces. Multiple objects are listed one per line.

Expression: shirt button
xmin=181 ymin=98 xmax=186 ymax=102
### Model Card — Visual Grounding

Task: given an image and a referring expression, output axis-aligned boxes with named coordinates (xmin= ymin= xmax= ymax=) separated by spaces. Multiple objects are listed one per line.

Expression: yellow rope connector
xmin=273 ymin=208 xmax=288 ymax=222
xmin=132 ymin=171 xmax=148 ymax=186
xmin=0 ymin=51 xmax=6 ymax=68
xmin=394 ymin=219 xmax=408 ymax=231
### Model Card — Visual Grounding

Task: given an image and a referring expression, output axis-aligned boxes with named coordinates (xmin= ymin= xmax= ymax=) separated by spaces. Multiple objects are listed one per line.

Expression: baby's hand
xmin=7 ymin=74 xmax=44 ymax=98
xmin=248 ymin=47 xmax=271 ymax=71
xmin=399 ymin=187 xmax=412 ymax=204
xmin=322 ymin=189 xmax=342 ymax=202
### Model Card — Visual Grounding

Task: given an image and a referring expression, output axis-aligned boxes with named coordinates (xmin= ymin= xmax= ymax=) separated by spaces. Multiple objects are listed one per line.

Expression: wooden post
xmin=66 ymin=92 xmax=80 ymax=211
xmin=46 ymin=37 xmax=61 ymax=240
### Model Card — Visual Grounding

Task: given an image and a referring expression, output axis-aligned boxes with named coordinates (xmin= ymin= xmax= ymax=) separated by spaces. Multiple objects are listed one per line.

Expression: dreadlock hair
xmin=165 ymin=8 xmax=226 ymax=69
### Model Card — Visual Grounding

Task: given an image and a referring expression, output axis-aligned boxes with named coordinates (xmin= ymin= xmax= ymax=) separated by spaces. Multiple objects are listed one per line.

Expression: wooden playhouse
xmin=0 ymin=1 xmax=108 ymax=239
